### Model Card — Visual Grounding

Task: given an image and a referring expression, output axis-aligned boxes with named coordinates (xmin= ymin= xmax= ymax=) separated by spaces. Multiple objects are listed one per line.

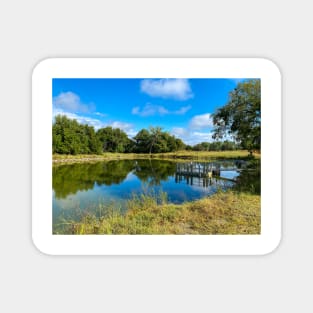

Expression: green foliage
xmin=133 ymin=127 xmax=186 ymax=153
xmin=234 ymin=159 xmax=261 ymax=194
xmin=192 ymin=140 xmax=238 ymax=151
xmin=133 ymin=129 xmax=151 ymax=153
xmin=148 ymin=126 xmax=163 ymax=154
xmin=96 ymin=126 xmax=132 ymax=153
xmin=212 ymin=79 xmax=261 ymax=152
xmin=53 ymin=115 xmax=136 ymax=155
xmin=53 ymin=159 xmax=176 ymax=198
xmin=53 ymin=115 xmax=102 ymax=154
xmin=185 ymin=145 xmax=193 ymax=151
xmin=52 ymin=114 xmax=244 ymax=156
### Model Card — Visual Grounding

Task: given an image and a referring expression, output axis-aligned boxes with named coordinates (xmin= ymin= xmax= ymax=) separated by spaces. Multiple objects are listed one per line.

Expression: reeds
xmin=53 ymin=190 xmax=260 ymax=235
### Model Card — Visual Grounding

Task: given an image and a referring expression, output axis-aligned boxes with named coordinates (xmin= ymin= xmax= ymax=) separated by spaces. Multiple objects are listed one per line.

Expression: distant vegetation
xmin=53 ymin=150 xmax=259 ymax=166
xmin=52 ymin=115 xmax=241 ymax=155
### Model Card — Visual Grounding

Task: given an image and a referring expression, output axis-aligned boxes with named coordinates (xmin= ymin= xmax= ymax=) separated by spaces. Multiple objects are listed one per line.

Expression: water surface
xmin=53 ymin=159 xmax=259 ymax=231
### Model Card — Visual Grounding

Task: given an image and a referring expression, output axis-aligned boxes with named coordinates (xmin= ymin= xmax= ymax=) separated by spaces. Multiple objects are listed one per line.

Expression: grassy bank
xmin=54 ymin=190 xmax=260 ymax=235
xmin=53 ymin=150 xmax=260 ymax=164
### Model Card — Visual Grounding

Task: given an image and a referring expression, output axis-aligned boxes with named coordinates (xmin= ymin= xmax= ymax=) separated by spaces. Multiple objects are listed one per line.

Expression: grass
xmin=53 ymin=190 xmax=260 ymax=235
xmin=154 ymin=150 xmax=260 ymax=160
xmin=53 ymin=150 xmax=260 ymax=164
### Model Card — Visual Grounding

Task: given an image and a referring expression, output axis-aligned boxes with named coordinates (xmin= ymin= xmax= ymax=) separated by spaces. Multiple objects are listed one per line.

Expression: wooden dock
xmin=175 ymin=162 xmax=221 ymax=178
xmin=174 ymin=162 xmax=239 ymax=187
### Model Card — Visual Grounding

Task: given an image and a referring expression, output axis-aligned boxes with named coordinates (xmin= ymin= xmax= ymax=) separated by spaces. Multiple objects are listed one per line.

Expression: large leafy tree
xmin=148 ymin=126 xmax=163 ymax=154
xmin=53 ymin=115 xmax=102 ymax=154
xmin=96 ymin=126 xmax=131 ymax=153
xmin=133 ymin=127 xmax=185 ymax=153
xmin=133 ymin=129 xmax=151 ymax=153
xmin=212 ymin=79 xmax=261 ymax=153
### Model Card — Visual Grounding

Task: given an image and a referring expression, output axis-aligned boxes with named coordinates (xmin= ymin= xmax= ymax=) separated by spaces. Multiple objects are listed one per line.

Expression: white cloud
xmin=171 ymin=113 xmax=215 ymax=145
xmin=125 ymin=129 xmax=138 ymax=138
xmin=53 ymin=108 xmax=104 ymax=129
xmin=192 ymin=131 xmax=214 ymax=141
xmin=53 ymin=108 xmax=137 ymax=137
xmin=132 ymin=104 xmax=191 ymax=117
xmin=131 ymin=106 xmax=140 ymax=115
xmin=94 ymin=112 xmax=107 ymax=117
xmin=174 ymin=105 xmax=192 ymax=115
xmin=189 ymin=113 xmax=213 ymax=130
xmin=140 ymin=79 xmax=193 ymax=100
xmin=131 ymin=104 xmax=169 ymax=117
xmin=171 ymin=127 xmax=189 ymax=137
xmin=110 ymin=121 xmax=132 ymax=130
xmin=109 ymin=121 xmax=137 ymax=137
xmin=53 ymin=91 xmax=95 ymax=113
xmin=171 ymin=127 xmax=214 ymax=145
xmin=107 ymin=121 xmax=137 ymax=138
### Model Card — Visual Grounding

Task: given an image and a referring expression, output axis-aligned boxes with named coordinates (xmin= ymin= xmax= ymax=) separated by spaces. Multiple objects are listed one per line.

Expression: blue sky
xmin=52 ymin=78 xmax=244 ymax=145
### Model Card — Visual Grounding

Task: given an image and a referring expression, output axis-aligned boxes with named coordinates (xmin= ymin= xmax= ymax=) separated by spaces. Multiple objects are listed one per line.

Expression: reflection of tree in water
xmin=234 ymin=160 xmax=260 ymax=194
xmin=98 ymin=160 xmax=134 ymax=186
xmin=53 ymin=160 xmax=134 ymax=199
xmin=53 ymin=159 xmax=177 ymax=199
xmin=53 ymin=158 xmax=260 ymax=200
xmin=133 ymin=159 xmax=176 ymax=186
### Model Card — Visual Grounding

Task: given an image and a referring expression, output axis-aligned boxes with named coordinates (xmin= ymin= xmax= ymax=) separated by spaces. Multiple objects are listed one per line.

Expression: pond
xmin=53 ymin=159 xmax=260 ymax=232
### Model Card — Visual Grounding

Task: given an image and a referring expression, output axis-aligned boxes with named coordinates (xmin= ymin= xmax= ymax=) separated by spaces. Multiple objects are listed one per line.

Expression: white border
xmin=32 ymin=58 xmax=281 ymax=255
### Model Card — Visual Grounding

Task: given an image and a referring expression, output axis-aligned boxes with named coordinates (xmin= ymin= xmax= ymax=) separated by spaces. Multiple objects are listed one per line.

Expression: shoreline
xmin=53 ymin=190 xmax=261 ymax=235
xmin=53 ymin=150 xmax=260 ymax=165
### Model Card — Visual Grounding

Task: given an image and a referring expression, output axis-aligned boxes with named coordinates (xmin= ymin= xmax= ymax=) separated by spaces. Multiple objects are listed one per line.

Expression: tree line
xmin=52 ymin=115 xmax=240 ymax=155
xmin=53 ymin=79 xmax=260 ymax=155
xmin=189 ymin=140 xmax=239 ymax=151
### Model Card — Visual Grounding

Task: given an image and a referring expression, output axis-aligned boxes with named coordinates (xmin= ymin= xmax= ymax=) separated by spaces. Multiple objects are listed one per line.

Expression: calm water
xmin=53 ymin=159 xmax=260 ymax=230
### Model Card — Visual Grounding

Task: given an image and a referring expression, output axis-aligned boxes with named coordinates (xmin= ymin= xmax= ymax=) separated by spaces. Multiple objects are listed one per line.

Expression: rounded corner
xmin=258 ymin=57 xmax=282 ymax=79
xmin=31 ymin=235 xmax=54 ymax=256
xmin=260 ymin=233 xmax=282 ymax=256
xmin=32 ymin=58 xmax=56 ymax=79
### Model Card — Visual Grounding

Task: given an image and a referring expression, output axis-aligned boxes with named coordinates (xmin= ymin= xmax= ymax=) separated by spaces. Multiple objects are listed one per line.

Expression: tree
xmin=221 ymin=140 xmax=236 ymax=151
xmin=148 ymin=126 xmax=163 ymax=154
xmin=133 ymin=127 xmax=185 ymax=154
xmin=134 ymin=129 xmax=151 ymax=153
xmin=212 ymin=79 xmax=261 ymax=154
xmin=96 ymin=127 xmax=130 ymax=153
xmin=53 ymin=115 xmax=102 ymax=154
xmin=84 ymin=125 xmax=102 ymax=154
xmin=185 ymin=145 xmax=193 ymax=151
xmin=175 ymin=138 xmax=186 ymax=151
